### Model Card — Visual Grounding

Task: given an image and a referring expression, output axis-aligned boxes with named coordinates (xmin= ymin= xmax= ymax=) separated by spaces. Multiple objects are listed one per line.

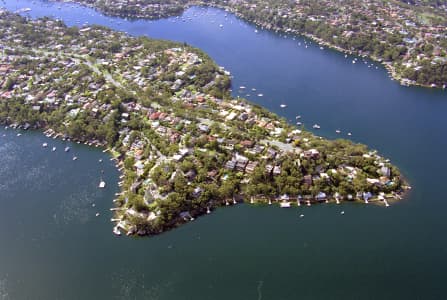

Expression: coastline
xmin=208 ymin=4 xmax=444 ymax=90
xmin=46 ymin=1 xmax=447 ymax=90
xmin=2 ymin=120 xmax=409 ymax=237
xmin=0 ymin=10 xmax=409 ymax=238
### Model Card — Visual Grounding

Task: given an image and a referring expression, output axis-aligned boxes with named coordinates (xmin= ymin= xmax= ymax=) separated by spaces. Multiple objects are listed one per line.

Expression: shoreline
xmin=44 ymin=1 xmax=447 ymax=90
xmin=0 ymin=11 xmax=410 ymax=237
xmin=2 ymin=120 xmax=410 ymax=238
xmin=207 ymin=4 xmax=445 ymax=91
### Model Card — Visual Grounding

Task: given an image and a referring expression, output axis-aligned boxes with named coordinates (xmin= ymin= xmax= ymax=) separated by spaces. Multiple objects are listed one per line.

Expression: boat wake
xmin=0 ymin=277 xmax=10 ymax=300
xmin=257 ymin=280 xmax=264 ymax=300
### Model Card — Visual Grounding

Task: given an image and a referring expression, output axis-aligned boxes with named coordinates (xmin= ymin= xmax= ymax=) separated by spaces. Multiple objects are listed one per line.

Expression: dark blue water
xmin=1 ymin=1 xmax=447 ymax=299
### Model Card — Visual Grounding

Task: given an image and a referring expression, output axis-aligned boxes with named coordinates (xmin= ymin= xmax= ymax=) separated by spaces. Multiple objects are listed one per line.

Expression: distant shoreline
xmin=44 ymin=0 xmax=447 ymax=90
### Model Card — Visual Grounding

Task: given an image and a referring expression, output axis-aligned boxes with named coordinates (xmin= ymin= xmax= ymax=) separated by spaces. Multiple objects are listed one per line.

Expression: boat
xmin=296 ymin=122 xmax=302 ymax=126
xmin=347 ymin=132 xmax=352 ymax=136
xmin=72 ymin=156 xmax=78 ymax=161
xmin=254 ymin=29 xmax=258 ymax=33
xmin=95 ymin=213 xmax=100 ymax=217
xmin=340 ymin=211 xmax=345 ymax=215
xmin=280 ymin=202 xmax=291 ymax=208
xmin=313 ymin=124 xmax=321 ymax=129
xmin=99 ymin=180 xmax=106 ymax=188
xmin=64 ymin=146 xmax=70 ymax=152
xmin=335 ymin=130 xmax=341 ymax=134
xmin=52 ymin=147 xmax=56 ymax=152
xmin=219 ymin=24 xmax=223 ymax=28
xmin=42 ymin=143 xmax=48 ymax=148
xmin=299 ymin=214 xmax=304 ymax=218
xmin=17 ymin=133 xmax=22 ymax=137
xmin=239 ymin=86 xmax=246 ymax=89
xmin=295 ymin=115 xmax=301 ymax=119
xmin=113 ymin=226 xmax=121 ymax=236
xmin=99 ymin=159 xmax=103 ymax=163
xmin=257 ymin=93 xmax=263 ymax=97
xmin=280 ymin=104 xmax=287 ymax=108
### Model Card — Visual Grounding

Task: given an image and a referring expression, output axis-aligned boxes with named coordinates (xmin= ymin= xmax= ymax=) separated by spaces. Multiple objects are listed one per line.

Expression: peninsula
xmin=0 ymin=11 xmax=408 ymax=236
xmin=54 ymin=0 xmax=447 ymax=88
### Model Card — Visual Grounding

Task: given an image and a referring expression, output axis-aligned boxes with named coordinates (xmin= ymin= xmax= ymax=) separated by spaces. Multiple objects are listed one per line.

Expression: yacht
xmin=313 ymin=124 xmax=321 ymax=129
xmin=113 ymin=226 xmax=121 ymax=236
xmin=99 ymin=180 xmax=106 ymax=188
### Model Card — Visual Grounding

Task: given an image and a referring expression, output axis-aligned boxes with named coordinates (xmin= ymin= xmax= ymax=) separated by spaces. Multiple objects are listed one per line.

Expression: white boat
xmin=99 ymin=159 xmax=103 ymax=163
xmin=72 ymin=156 xmax=78 ymax=161
xmin=347 ymin=132 xmax=352 ymax=136
xmin=340 ymin=211 xmax=345 ymax=215
xmin=280 ymin=104 xmax=287 ymax=108
xmin=17 ymin=133 xmax=22 ymax=137
xmin=313 ymin=124 xmax=321 ymax=129
xmin=64 ymin=146 xmax=70 ymax=152
xmin=113 ymin=226 xmax=121 ymax=236
xmin=95 ymin=213 xmax=100 ymax=217
xmin=296 ymin=122 xmax=302 ymax=126
xmin=52 ymin=147 xmax=56 ymax=152
xmin=295 ymin=115 xmax=301 ymax=119
xmin=42 ymin=143 xmax=48 ymax=148
xmin=257 ymin=93 xmax=263 ymax=97
xmin=219 ymin=24 xmax=223 ymax=28
xmin=280 ymin=202 xmax=291 ymax=208
xmin=99 ymin=180 xmax=106 ymax=188
xmin=239 ymin=86 xmax=246 ymax=89
xmin=336 ymin=130 xmax=341 ymax=134
xmin=254 ymin=29 xmax=258 ymax=33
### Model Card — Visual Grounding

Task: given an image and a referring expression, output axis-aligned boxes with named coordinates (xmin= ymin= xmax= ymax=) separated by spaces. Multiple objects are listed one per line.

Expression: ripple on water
xmin=111 ymin=268 xmax=175 ymax=300
xmin=0 ymin=277 xmax=10 ymax=300
xmin=54 ymin=189 xmax=99 ymax=226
